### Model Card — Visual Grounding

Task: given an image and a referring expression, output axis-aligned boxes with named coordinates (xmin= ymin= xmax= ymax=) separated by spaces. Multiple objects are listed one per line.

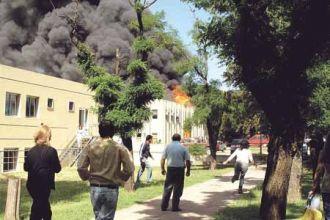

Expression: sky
xmin=150 ymin=0 xmax=228 ymax=89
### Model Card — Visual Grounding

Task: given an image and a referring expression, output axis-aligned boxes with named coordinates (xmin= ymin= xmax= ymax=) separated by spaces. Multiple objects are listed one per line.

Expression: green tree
xmin=184 ymin=71 xmax=229 ymax=169
xmin=307 ymin=61 xmax=330 ymax=135
xmin=184 ymin=0 xmax=329 ymax=218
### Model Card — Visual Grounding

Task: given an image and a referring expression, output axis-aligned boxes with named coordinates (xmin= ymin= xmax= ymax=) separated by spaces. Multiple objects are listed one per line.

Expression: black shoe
xmin=231 ymin=176 xmax=237 ymax=183
xmin=161 ymin=207 xmax=167 ymax=211
xmin=172 ymin=208 xmax=182 ymax=212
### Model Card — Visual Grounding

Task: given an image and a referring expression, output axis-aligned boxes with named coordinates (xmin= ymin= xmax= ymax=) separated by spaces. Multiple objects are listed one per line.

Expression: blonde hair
xmin=34 ymin=125 xmax=52 ymax=145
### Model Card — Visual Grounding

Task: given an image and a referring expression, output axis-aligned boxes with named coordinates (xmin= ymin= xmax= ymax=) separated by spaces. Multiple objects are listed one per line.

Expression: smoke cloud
xmin=0 ymin=0 xmax=183 ymax=87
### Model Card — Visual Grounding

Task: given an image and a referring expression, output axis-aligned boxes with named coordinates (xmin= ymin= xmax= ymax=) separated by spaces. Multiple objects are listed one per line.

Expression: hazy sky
xmin=150 ymin=0 xmax=228 ymax=88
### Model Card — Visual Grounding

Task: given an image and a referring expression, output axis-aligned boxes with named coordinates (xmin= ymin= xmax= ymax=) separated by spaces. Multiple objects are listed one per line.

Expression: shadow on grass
xmin=0 ymin=179 xmax=91 ymax=219
xmin=135 ymin=180 xmax=164 ymax=189
xmin=121 ymin=176 xmax=263 ymax=220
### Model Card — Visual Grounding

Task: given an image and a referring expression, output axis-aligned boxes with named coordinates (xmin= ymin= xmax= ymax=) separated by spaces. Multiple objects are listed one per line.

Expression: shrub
xmin=189 ymin=144 xmax=207 ymax=157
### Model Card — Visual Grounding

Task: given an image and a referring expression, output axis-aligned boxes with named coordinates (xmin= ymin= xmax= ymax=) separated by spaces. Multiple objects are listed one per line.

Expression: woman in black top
xmin=24 ymin=125 xmax=61 ymax=220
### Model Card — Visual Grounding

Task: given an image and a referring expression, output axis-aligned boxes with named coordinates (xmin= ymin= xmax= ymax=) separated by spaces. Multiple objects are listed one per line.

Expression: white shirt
xmin=227 ymin=148 xmax=254 ymax=164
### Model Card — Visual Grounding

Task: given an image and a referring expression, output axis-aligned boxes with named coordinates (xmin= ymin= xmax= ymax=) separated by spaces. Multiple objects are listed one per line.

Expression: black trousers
xmin=27 ymin=185 xmax=52 ymax=220
xmin=161 ymin=167 xmax=185 ymax=210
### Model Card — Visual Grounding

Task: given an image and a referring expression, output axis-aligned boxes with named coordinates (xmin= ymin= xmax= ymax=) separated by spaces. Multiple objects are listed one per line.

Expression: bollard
xmin=4 ymin=178 xmax=21 ymax=220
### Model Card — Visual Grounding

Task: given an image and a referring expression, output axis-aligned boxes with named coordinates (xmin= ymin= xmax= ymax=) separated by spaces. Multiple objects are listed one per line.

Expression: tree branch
xmin=144 ymin=0 xmax=157 ymax=9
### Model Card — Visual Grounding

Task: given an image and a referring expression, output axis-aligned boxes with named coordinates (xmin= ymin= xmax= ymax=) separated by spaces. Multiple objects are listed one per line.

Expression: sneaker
xmin=172 ymin=208 xmax=182 ymax=212
xmin=231 ymin=176 xmax=238 ymax=183
xmin=238 ymin=188 xmax=243 ymax=194
xmin=161 ymin=208 xmax=167 ymax=211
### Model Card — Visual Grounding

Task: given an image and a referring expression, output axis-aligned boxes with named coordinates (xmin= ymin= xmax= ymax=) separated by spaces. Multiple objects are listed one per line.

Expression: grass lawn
xmin=0 ymin=166 xmax=230 ymax=220
xmin=216 ymin=169 xmax=313 ymax=220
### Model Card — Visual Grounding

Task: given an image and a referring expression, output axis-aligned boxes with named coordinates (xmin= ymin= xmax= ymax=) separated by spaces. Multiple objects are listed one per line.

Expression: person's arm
xmin=118 ymin=147 xmax=135 ymax=181
xmin=186 ymin=160 xmax=191 ymax=176
xmin=77 ymin=146 xmax=90 ymax=181
xmin=248 ymin=150 xmax=257 ymax=166
xmin=24 ymin=152 xmax=30 ymax=172
xmin=161 ymin=158 xmax=166 ymax=175
xmin=51 ymin=148 xmax=61 ymax=173
xmin=161 ymin=147 xmax=167 ymax=175
xmin=223 ymin=149 xmax=238 ymax=164
xmin=185 ymin=149 xmax=191 ymax=176
xmin=148 ymin=146 xmax=154 ymax=160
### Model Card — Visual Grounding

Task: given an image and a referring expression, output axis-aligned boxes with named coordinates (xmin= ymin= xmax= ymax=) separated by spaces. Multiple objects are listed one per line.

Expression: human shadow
xmin=129 ymin=176 xmax=263 ymax=220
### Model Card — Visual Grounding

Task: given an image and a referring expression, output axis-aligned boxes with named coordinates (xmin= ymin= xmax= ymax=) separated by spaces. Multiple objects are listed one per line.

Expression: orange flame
xmin=172 ymin=85 xmax=191 ymax=106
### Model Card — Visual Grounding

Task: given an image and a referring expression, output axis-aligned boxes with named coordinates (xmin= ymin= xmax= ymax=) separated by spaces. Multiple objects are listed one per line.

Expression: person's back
xmin=25 ymin=144 xmax=61 ymax=189
xmin=235 ymin=148 xmax=253 ymax=165
xmin=77 ymin=122 xmax=134 ymax=220
xmin=165 ymin=141 xmax=188 ymax=167
xmin=84 ymin=137 xmax=133 ymax=185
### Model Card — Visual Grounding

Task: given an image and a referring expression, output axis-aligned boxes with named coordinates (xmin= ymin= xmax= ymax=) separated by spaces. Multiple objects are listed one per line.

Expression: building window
xmin=68 ymin=101 xmax=75 ymax=112
xmin=5 ymin=92 xmax=20 ymax=116
xmin=47 ymin=98 xmax=54 ymax=110
xmin=152 ymin=109 xmax=158 ymax=119
xmin=26 ymin=96 xmax=39 ymax=117
xmin=152 ymin=133 xmax=158 ymax=144
xmin=3 ymin=148 xmax=19 ymax=172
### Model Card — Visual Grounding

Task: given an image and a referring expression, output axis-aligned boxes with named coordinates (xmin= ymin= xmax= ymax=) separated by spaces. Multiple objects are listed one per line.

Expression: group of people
xmin=24 ymin=122 xmax=329 ymax=220
xmin=24 ymin=124 xmax=191 ymax=220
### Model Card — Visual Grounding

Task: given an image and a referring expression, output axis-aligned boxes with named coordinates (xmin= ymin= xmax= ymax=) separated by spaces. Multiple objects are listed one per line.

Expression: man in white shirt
xmin=223 ymin=139 xmax=256 ymax=194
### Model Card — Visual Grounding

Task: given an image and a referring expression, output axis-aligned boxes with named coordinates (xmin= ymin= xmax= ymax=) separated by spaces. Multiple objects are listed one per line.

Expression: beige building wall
xmin=0 ymin=64 xmax=98 ymax=172
xmin=0 ymin=64 xmax=207 ymax=171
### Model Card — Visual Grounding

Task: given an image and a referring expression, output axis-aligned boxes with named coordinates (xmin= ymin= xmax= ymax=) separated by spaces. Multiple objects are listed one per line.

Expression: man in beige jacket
xmin=77 ymin=122 xmax=134 ymax=220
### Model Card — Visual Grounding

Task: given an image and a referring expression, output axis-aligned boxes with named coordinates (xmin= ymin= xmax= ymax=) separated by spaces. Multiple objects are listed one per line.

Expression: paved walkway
xmin=115 ymin=166 xmax=265 ymax=220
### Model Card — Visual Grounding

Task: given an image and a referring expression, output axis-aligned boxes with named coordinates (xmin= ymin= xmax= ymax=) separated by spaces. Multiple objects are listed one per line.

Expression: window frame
xmin=47 ymin=98 xmax=54 ymax=110
xmin=26 ymin=95 xmax=39 ymax=118
xmin=152 ymin=109 xmax=158 ymax=119
xmin=3 ymin=148 xmax=19 ymax=172
xmin=5 ymin=92 xmax=20 ymax=116
xmin=68 ymin=101 xmax=75 ymax=112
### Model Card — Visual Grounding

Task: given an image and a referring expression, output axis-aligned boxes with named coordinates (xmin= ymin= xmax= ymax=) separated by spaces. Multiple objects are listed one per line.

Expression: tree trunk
xmin=206 ymin=119 xmax=219 ymax=170
xmin=121 ymin=135 xmax=135 ymax=192
xmin=260 ymin=135 xmax=294 ymax=220
xmin=287 ymin=151 xmax=302 ymax=202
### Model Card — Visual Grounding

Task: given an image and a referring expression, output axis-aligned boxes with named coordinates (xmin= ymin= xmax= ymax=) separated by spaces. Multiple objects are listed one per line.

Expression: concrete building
xmin=0 ymin=64 xmax=206 ymax=172
xmin=0 ymin=64 xmax=99 ymax=172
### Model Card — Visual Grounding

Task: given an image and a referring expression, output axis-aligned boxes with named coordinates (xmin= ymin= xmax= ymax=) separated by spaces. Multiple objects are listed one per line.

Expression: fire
xmin=172 ymin=85 xmax=191 ymax=106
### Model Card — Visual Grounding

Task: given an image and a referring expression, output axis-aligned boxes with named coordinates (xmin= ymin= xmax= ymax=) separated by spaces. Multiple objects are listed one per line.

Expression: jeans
xmin=161 ymin=167 xmax=185 ymax=210
xmin=90 ymin=186 xmax=119 ymax=220
xmin=136 ymin=159 xmax=152 ymax=184
xmin=232 ymin=162 xmax=248 ymax=189
xmin=323 ymin=193 xmax=330 ymax=220
xmin=27 ymin=185 xmax=52 ymax=220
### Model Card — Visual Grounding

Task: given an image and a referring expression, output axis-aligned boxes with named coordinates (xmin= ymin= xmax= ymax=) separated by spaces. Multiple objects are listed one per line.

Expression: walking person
xmin=310 ymin=132 xmax=330 ymax=220
xmin=77 ymin=121 xmax=134 ymax=220
xmin=24 ymin=124 xmax=61 ymax=220
xmin=161 ymin=133 xmax=191 ymax=212
xmin=223 ymin=139 xmax=256 ymax=194
xmin=135 ymin=135 xmax=154 ymax=189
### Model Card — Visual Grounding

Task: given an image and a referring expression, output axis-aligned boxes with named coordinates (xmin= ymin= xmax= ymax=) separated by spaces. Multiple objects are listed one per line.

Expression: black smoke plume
xmin=0 ymin=0 xmax=182 ymax=89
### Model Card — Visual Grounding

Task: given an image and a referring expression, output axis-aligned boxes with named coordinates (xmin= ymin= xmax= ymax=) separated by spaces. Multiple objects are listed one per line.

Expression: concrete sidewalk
xmin=115 ymin=166 xmax=265 ymax=220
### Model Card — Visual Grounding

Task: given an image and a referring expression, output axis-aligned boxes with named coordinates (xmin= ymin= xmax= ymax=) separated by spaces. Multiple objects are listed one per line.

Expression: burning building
xmin=0 ymin=64 xmax=205 ymax=172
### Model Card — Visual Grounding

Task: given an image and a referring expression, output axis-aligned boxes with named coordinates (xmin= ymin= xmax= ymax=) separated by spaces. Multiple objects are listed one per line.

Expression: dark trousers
xmin=323 ymin=193 xmax=330 ymax=220
xmin=161 ymin=167 xmax=185 ymax=210
xmin=232 ymin=162 xmax=248 ymax=189
xmin=27 ymin=185 xmax=52 ymax=220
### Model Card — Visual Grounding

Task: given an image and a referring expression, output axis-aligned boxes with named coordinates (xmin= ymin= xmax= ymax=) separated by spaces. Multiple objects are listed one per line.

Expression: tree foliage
xmin=184 ymin=0 xmax=329 ymax=218
xmin=307 ymin=61 xmax=330 ymax=135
